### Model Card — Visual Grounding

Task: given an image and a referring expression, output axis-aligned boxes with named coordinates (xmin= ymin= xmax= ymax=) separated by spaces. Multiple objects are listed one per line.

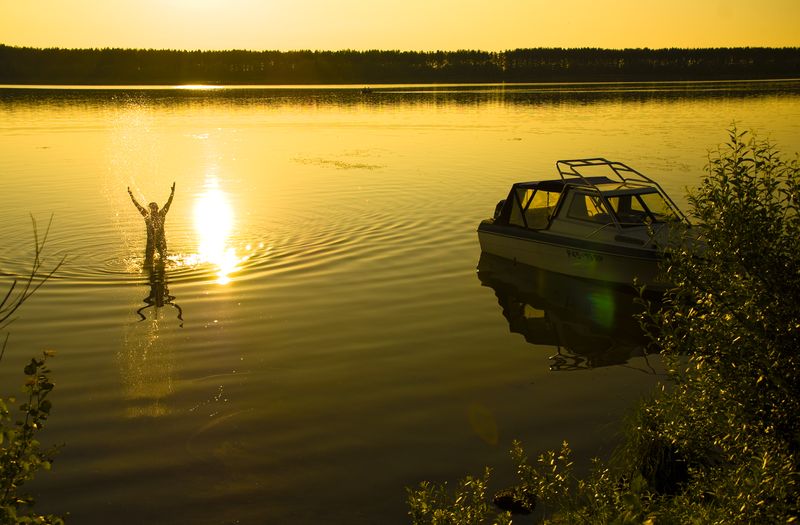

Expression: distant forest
xmin=1 ymin=45 xmax=799 ymax=85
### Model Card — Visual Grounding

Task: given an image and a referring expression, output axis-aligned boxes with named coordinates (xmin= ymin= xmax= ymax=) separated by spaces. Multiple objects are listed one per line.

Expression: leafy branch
xmin=0 ymin=215 xmax=65 ymax=361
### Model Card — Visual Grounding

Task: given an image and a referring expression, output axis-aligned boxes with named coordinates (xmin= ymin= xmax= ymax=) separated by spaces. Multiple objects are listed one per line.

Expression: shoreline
xmin=2 ymin=78 xmax=799 ymax=90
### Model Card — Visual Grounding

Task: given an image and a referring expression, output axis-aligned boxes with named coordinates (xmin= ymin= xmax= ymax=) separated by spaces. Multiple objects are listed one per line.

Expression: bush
xmin=407 ymin=468 xmax=512 ymax=525
xmin=1 ymin=352 xmax=63 ymax=525
xmin=631 ymin=127 xmax=800 ymax=522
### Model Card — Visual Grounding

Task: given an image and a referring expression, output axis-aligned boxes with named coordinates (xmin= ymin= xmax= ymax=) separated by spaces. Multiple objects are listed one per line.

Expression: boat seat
xmin=617 ymin=212 xmax=649 ymax=225
xmin=592 ymin=213 xmax=612 ymax=224
xmin=524 ymin=207 xmax=554 ymax=229
xmin=568 ymin=194 xmax=612 ymax=224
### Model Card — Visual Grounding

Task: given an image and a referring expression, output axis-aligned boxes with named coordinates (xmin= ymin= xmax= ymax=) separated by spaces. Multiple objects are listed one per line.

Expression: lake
xmin=1 ymin=81 xmax=799 ymax=523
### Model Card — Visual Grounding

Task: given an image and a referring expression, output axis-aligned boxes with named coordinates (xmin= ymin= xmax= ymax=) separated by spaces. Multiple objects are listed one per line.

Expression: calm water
xmin=1 ymin=81 xmax=799 ymax=523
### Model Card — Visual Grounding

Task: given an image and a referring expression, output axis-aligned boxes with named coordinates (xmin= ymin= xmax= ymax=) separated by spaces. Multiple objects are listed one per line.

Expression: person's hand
xmin=171 ymin=182 xmax=176 ymax=191
xmin=127 ymin=186 xmax=132 ymax=194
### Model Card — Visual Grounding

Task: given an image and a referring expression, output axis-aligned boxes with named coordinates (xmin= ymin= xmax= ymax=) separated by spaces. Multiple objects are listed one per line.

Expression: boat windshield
xmin=509 ymin=187 xmax=559 ymax=229
xmin=605 ymin=191 xmax=680 ymax=226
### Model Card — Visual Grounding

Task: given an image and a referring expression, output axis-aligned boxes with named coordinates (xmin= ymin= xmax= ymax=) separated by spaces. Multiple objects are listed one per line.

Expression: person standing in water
xmin=128 ymin=182 xmax=175 ymax=263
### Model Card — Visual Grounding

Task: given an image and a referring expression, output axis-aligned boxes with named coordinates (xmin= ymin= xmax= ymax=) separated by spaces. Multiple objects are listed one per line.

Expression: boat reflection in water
xmin=477 ymin=252 xmax=659 ymax=372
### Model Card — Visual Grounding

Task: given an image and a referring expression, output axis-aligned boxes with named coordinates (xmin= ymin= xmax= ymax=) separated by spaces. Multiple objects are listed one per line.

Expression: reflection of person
xmin=136 ymin=256 xmax=183 ymax=327
xmin=128 ymin=183 xmax=175 ymax=262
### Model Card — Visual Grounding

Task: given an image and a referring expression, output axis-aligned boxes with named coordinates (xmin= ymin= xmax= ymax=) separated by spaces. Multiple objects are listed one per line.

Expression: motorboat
xmin=477 ymin=158 xmax=691 ymax=289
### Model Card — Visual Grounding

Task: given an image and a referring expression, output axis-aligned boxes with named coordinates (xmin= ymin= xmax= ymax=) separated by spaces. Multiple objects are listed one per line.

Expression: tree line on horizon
xmin=1 ymin=45 xmax=798 ymax=85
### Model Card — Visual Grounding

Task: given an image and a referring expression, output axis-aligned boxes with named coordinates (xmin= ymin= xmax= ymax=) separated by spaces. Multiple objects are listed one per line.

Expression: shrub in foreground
xmin=1 ymin=353 xmax=63 ymax=525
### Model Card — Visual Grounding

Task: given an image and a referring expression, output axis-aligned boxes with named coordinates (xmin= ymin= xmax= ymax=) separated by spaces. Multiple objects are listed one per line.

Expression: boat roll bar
xmin=555 ymin=158 xmax=690 ymax=224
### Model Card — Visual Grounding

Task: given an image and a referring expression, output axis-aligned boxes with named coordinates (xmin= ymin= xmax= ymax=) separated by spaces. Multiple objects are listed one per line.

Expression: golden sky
xmin=2 ymin=0 xmax=799 ymax=51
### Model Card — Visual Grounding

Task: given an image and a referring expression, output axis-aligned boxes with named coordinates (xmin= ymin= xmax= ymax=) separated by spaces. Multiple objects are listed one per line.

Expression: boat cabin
xmin=492 ymin=159 xmax=687 ymax=239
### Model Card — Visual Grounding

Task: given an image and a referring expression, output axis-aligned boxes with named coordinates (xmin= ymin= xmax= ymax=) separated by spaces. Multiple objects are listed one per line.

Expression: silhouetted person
xmin=128 ymin=183 xmax=175 ymax=264
xmin=136 ymin=255 xmax=183 ymax=327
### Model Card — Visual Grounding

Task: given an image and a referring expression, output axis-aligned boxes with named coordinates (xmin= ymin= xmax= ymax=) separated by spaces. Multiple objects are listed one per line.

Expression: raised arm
xmin=162 ymin=182 xmax=176 ymax=215
xmin=128 ymin=187 xmax=147 ymax=216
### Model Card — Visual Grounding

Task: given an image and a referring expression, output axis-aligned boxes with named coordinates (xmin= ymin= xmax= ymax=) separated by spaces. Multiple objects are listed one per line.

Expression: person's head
xmin=148 ymin=202 xmax=159 ymax=213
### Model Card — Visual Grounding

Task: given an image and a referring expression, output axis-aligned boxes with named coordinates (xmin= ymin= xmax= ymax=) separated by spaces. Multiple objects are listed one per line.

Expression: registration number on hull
xmin=566 ymin=249 xmax=603 ymax=263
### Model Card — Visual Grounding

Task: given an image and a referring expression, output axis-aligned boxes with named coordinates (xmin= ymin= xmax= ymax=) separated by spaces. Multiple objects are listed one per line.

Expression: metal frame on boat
xmin=477 ymin=158 xmax=691 ymax=289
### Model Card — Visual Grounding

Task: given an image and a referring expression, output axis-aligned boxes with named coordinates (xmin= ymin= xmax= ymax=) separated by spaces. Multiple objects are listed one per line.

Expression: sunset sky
xmin=2 ymin=0 xmax=799 ymax=51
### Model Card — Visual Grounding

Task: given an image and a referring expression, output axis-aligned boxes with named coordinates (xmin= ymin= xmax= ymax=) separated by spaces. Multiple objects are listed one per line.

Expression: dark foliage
xmin=1 ymin=45 xmax=798 ymax=85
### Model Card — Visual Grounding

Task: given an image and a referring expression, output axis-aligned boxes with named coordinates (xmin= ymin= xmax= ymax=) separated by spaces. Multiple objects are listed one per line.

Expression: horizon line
xmin=3 ymin=43 xmax=799 ymax=54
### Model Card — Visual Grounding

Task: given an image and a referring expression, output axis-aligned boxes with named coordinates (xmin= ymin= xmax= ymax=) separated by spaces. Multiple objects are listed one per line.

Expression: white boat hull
xmin=477 ymin=223 xmax=668 ymax=289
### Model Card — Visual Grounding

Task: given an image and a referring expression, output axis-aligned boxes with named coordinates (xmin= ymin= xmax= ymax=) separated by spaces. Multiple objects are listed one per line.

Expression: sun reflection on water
xmin=192 ymin=179 xmax=244 ymax=284
xmin=173 ymin=84 xmax=224 ymax=90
